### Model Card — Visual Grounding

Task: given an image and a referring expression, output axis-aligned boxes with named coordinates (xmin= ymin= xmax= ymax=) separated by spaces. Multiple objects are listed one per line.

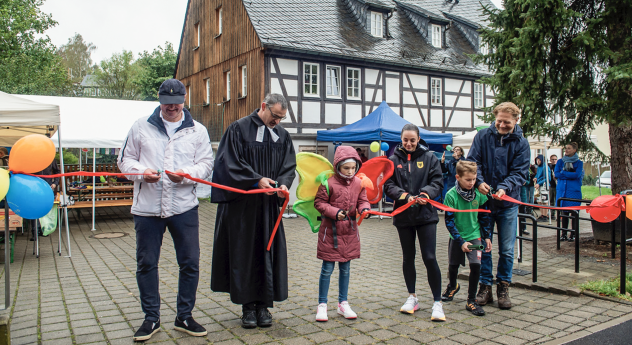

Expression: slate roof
xmin=80 ymin=75 xmax=99 ymax=87
xmin=242 ymin=0 xmax=497 ymax=77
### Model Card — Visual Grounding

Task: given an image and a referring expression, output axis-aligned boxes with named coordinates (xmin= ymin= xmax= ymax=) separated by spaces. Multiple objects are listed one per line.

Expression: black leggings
xmin=396 ymin=224 xmax=442 ymax=301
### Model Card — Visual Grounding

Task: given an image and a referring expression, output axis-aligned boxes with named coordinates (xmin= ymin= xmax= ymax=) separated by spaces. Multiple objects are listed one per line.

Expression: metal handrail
xmin=517 ymin=213 xmax=538 ymax=282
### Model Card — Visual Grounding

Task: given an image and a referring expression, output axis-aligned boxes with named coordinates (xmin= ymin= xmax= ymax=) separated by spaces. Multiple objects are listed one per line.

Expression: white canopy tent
xmin=0 ymin=92 xmax=66 ymax=310
xmin=15 ymin=95 xmax=160 ymax=148
xmin=15 ymin=95 xmax=159 ymax=232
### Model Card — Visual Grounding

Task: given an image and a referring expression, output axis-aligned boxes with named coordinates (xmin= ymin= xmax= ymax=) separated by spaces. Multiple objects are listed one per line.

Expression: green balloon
xmin=446 ymin=145 xmax=453 ymax=151
xmin=370 ymin=142 xmax=380 ymax=152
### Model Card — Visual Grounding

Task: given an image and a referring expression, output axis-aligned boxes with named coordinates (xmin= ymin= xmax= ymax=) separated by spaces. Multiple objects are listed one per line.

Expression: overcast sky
xmin=40 ymin=0 xmax=504 ymax=64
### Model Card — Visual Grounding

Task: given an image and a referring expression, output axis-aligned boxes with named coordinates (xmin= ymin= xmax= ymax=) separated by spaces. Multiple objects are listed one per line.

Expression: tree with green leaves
xmin=93 ymin=50 xmax=141 ymax=100
xmin=135 ymin=42 xmax=177 ymax=101
xmin=57 ymin=33 xmax=97 ymax=83
xmin=0 ymin=0 xmax=72 ymax=95
xmin=474 ymin=0 xmax=632 ymax=194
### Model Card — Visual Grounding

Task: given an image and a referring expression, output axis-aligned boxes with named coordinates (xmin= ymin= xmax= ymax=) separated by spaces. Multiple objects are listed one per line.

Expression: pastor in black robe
xmin=210 ymin=110 xmax=296 ymax=307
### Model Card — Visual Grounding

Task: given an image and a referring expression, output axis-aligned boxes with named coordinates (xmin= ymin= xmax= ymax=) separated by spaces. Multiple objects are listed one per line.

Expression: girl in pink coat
xmin=313 ymin=146 xmax=371 ymax=322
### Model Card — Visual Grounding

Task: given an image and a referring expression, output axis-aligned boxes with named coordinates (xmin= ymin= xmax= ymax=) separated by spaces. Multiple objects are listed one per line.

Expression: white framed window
xmin=241 ymin=65 xmax=247 ymax=97
xmin=205 ymin=78 xmax=210 ymax=104
xmin=218 ymin=8 xmax=223 ymax=35
xmin=479 ymin=36 xmax=488 ymax=55
xmin=347 ymin=67 xmax=361 ymax=99
xmin=187 ymin=85 xmax=191 ymax=107
xmin=370 ymin=11 xmax=383 ymax=37
xmin=194 ymin=23 xmax=200 ymax=48
xmin=304 ymin=62 xmax=319 ymax=96
xmin=431 ymin=78 xmax=442 ymax=105
xmin=226 ymin=71 xmax=231 ymax=101
xmin=431 ymin=24 xmax=442 ymax=48
xmin=474 ymin=83 xmax=484 ymax=108
xmin=326 ymin=65 xmax=341 ymax=97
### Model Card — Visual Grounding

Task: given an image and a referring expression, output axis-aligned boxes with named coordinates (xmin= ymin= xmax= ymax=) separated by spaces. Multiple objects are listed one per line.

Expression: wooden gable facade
xmin=175 ymin=0 xmax=497 ymax=142
xmin=175 ymin=0 xmax=265 ymax=139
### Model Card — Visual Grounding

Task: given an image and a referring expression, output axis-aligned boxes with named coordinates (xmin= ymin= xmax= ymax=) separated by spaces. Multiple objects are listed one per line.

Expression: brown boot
xmin=497 ymin=281 xmax=512 ymax=309
xmin=475 ymin=283 xmax=493 ymax=306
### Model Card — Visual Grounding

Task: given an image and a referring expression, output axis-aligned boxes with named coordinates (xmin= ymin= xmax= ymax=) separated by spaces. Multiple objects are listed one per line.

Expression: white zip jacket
xmin=117 ymin=107 xmax=214 ymax=218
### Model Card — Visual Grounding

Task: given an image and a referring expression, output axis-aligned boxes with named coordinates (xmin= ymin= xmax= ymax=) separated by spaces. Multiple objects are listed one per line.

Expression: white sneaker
xmin=316 ymin=303 xmax=328 ymax=322
xmin=400 ymin=295 xmax=419 ymax=314
xmin=337 ymin=301 xmax=357 ymax=319
xmin=431 ymin=301 xmax=446 ymax=322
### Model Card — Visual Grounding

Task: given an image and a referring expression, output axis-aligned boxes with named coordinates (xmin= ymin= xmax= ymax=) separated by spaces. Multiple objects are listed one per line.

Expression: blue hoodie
xmin=535 ymin=154 xmax=551 ymax=187
xmin=467 ymin=122 xmax=530 ymax=208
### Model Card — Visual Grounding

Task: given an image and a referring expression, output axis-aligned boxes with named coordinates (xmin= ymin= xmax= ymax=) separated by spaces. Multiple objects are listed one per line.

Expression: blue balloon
xmin=381 ymin=142 xmax=390 ymax=152
xmin=6 ymin=174 xmax=54 ymax=219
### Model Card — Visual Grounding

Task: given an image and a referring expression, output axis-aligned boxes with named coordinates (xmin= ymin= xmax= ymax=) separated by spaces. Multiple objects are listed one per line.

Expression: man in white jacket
xmin=118 ymin=79 xmax=214 ymax=341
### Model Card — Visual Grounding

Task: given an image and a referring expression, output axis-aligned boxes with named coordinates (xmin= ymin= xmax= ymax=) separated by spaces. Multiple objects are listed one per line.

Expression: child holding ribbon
xmin=441 ymin=161 xmax=493 ymax=316
xmin=313 ymin=146 xmax=371 ymax=322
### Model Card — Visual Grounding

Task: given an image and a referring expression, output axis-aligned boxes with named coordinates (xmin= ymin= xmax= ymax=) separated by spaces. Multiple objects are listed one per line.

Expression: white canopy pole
xmin=58 ymin=126 xmax=72 ymax=257
xmin=92 ymin=148 xmax=96 ymax=231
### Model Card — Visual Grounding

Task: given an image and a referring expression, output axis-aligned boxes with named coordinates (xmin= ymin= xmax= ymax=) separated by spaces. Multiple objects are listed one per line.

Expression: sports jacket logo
xmin=417 ymin=162 xmax=424 ymax=169
xmin=397 ymin=164 xmax=403 ymax=169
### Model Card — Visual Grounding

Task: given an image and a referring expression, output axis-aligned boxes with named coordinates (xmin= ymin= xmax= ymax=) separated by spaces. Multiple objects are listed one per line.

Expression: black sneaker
xmin=133 ymin=319 xmax=160 ymax=341
xmin=174 ymin=316 xmax=207 ymax=337
xmin=257 ymin=308 xmax=272 ymax=327
xmin=441 ymin=283 xmax=460 ymax=302
xmin=241 ymin=310 xmax=257 ymax=329
xmin=466 ymin=299 xmax=485 ymax=316
xmin=560 ymin=235 xmax=568 ymax=242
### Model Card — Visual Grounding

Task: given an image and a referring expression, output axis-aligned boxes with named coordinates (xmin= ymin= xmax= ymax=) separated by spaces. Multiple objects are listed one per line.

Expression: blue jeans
xmin=134 ymin=206 xmax=200 ymax=322
xmin=480 ymin=205 xmax=518 ymax=285
xmin=319 ymin=261 xmax=350 ymax=304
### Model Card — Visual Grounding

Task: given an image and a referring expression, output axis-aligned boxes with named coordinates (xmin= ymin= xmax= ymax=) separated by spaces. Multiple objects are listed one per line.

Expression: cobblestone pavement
xmin=1 ymin=202 xmax=631 ymax=345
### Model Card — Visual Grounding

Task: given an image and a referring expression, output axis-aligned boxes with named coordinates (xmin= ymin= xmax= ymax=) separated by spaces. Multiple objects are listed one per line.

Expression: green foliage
xmin=0 ymin=0 xmax=72 ymax=95
xmin=55 ymin=149 xmax=78 ymax=165
xmin=93 ymin=50 xmax=141 ymax=99
xmin=473 ymin=0 xmax=632 ymax=164
xmin=580 ymin=273 xmax=632 ymax=301
xmin=583 ymin=174 xmax=598 ymax=186
xmin=56 ymin=33 xmax=97 ymax=83
xmin=136 ymin=42 xmax=177 ymax=101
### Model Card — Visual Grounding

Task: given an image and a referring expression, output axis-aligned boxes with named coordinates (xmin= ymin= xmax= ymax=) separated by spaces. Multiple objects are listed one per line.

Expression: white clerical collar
xmin=256 ymin=125 xmax=279 ymax=143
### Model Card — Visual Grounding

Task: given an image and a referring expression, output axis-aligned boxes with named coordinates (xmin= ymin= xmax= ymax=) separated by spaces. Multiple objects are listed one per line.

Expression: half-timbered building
xmin=175 ymin=0 xmax=497 ymax=171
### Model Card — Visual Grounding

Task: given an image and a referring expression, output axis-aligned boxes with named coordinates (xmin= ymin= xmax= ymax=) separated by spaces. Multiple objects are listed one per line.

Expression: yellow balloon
xmin=0 ymin=168 xmax=9 ymax=201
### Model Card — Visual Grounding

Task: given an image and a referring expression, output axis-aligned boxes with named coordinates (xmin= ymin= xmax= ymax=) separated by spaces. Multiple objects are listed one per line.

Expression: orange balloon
xmin=8 ymin=134 xmax=56 ymax=173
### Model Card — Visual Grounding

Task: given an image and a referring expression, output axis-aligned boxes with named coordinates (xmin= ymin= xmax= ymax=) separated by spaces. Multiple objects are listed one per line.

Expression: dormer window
xmin=431 ymin=24 xmax=442 ymax=48
xmin=370 ymin=11 xmax=383 ymax=37
xmin=479 ymin=36 xmax=488 ymax=55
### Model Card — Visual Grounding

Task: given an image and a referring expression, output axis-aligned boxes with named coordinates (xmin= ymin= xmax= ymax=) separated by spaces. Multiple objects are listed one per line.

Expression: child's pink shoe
xmin=337 ymin=301 xmax=357 ymax=319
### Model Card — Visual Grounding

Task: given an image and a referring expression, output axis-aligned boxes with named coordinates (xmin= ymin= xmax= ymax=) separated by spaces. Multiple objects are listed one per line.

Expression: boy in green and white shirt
xmin=441 ymin=160 xmax=492 ymax=316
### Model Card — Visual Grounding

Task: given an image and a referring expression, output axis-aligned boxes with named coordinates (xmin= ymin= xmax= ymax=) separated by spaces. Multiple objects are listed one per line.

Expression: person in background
xmin=534 ymin=155 xmax=552 ymax=222
xmin=441 ymin=146 xmax=464 ymax=202
xmin=0 ymin=147 xmax=8 ymax=167
xmin=555 ymin=143 xmax=584 ymax=242
xmin=356 ymin=148 xmax=368 ymax=163
xmin=519 ymin=163 xmax=537 ymax=235
xmin=548 ymin=155 xmax=558 ymax=220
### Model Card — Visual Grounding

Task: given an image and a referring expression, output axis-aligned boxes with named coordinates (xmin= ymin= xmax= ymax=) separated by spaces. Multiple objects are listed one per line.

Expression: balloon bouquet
xmin=0 ymin=134 xmax=56 ymax=220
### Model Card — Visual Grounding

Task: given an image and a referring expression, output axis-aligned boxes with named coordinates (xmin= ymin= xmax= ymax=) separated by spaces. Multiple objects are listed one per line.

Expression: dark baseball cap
xmin=158 ymin=79 xmax=186 ymax=104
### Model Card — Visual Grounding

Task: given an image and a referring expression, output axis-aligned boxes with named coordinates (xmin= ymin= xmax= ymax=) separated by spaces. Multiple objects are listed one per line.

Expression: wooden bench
xmin=67 ymin=199 xmax=134 ymax=209
xmin=81 ymin=193 xmax=133 ymax=200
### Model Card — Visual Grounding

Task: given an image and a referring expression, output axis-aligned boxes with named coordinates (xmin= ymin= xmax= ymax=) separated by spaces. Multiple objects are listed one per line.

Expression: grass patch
xmin=581 ymin=186 xmax=612 ymax=200
xmin=580 ymin=273 xmax=632 ymax=302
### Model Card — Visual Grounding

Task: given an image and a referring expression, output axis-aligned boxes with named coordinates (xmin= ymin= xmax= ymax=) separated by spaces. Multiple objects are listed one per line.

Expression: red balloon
xmin=588 ymin=195 xmax=624 ymax=223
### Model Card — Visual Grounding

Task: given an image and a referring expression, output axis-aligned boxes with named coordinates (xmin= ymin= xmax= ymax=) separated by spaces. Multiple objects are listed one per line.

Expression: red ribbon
xmin=357 ymin=197 xmax=491 ymax=226
xmin=495 ymin=194 xmax=593 ymax=211
xmin=17 ymin=170 xmax=289 ymax=252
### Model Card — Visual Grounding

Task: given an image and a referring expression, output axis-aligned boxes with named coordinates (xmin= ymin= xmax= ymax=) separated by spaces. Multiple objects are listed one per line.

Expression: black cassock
xmin=210 ymin=110 xmax=296 ymax=307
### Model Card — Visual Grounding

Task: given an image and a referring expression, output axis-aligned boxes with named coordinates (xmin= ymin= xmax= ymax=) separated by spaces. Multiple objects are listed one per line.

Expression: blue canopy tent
xmin=316 ymin=101 xmax=452 ymax=151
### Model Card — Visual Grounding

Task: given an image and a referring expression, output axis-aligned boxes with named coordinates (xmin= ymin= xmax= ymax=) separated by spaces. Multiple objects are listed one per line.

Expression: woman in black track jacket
xmin=384 ymin=124 xmax=445 ymax=321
